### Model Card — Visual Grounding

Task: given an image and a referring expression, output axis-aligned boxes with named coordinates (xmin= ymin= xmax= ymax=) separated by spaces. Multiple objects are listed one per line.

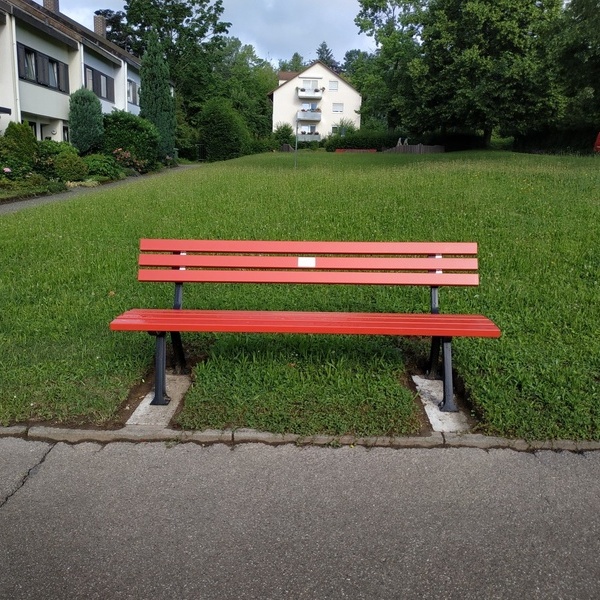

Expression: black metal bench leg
xmin=427 ymin=336 xmax=441 ymax=379
xmin=439 ymin=337 xmax=458 ymax=412
xmin=151 ymin=333 xmax=170 ymax=405
xmin=170 ymin=331 xmax=187 ymax=374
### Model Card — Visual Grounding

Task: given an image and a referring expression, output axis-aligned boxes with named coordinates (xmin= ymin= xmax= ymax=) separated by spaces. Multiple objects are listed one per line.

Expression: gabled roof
xmin=1 ymin=0 xmax=141 ymax=67
xmin=270 ymin=60 xmax=359 ymax=97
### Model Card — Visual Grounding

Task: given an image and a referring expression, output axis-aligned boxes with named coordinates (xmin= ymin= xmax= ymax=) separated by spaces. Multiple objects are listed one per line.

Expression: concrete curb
xmin=2 ymin=424 xmax=600 ymax=452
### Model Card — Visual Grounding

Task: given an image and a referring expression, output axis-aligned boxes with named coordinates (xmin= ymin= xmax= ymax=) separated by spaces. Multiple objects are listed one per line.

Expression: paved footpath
xmin=1 ymin=438 xmax=599 ymax=599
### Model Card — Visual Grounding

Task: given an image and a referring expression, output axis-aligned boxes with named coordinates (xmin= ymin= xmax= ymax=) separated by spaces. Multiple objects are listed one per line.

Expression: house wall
xmin=0 ymin=13 xmax=18 ymax=134
xmin=14 ymin=22 xmax=73 ymax=138
xmin=1 ymin=0 xmax=142 ymax=140
xmin=272 ymin=63 xmax=361 ymax=138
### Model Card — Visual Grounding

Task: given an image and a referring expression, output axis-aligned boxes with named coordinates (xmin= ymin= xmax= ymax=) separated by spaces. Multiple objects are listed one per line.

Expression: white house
xmin=0 ymin=0 xmax=141 ymax=142
xmin=271 ymin=61 xmax=361 ymax=142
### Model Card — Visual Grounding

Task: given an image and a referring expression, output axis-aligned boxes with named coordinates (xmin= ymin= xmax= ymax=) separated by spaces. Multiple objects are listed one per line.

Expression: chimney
xmin=43 ymin=0 xmax=60 ymax=12
xmin=94 ymin=14 xmax=107 ymax=37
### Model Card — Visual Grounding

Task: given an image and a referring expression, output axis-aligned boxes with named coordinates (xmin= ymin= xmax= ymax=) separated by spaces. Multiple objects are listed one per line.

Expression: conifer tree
xmin=140 ymin=31 xmax=177 ymax=160
xmin=69 ymin=88 xmax=104 ymax=154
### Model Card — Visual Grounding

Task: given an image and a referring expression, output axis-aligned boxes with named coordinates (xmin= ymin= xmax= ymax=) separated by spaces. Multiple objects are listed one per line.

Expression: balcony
xmin=297 ymin=133 xmax=322 ymax=142
xmin=296 ymin=109 xmax=321 ymax=122
xmin=297 ymin=87 xmax=323 ymax=100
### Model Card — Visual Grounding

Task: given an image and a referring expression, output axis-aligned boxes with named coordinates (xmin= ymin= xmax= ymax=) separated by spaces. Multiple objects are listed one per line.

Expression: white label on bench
xmin=436 ymin=254 xmax=442 ymax=274
xmin=180 ymin=251 xmax=186 ymax=270
xmin=298 ymin=256 xmax=316 ymax=268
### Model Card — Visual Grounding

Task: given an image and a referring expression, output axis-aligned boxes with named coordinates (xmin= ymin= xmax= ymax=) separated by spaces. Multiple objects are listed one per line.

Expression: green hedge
xmin=324 ymin=131 xmax=402 ymax=152
xmin=102 ymin=111 xmax=160 ymax=173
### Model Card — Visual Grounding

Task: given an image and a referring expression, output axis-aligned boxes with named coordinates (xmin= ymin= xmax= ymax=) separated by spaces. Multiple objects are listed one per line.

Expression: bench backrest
xmin=138 ymin=239 xmax=480 ymax=288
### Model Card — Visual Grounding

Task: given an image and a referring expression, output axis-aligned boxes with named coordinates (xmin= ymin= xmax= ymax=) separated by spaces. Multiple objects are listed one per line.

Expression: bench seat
xmin=111 ymin=309 xmax=500 ymax=337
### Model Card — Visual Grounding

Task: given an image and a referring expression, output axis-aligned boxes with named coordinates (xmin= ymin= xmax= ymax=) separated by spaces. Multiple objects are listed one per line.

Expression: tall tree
xmin=278 ymin=53 xmax=305 ymax=72
xmin=316 ymin=41 xmax=340 ymax=71
xmin=94 ymin=10 xmax=136 ymax=53
xmin=69 ymin=88 xmax=104 ymax=154
xmin=556 ymin=0 xmax=600 ymax=126
xmin=139 ymin=31 xmax=177 ymax=159
xmin=123 ymin=0 xmax=230 ymax=77
xmin=214 ymin=38 xmax=277 ymax=138
xmin=357 ymin=0 xmax=563 ymax=143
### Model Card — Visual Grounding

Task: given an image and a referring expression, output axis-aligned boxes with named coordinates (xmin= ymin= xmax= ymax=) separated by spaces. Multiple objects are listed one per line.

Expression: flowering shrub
xmin=112 ymin=148 xmax=149 ymax=173
xmin=102 ymin=111 xmax=159 ymax=173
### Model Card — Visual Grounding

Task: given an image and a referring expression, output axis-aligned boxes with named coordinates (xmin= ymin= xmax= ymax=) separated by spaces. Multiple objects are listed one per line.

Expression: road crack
xmin=0 ymin=443 xmax=55 ymax=509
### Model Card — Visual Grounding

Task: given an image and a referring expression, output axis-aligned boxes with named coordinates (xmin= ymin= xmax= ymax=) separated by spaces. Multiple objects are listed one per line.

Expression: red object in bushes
xmin=595 ymin=132 xmax=600 ymax=153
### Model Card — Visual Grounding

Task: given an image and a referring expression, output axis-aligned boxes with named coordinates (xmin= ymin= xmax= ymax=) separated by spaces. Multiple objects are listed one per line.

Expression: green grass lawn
xmin=1 ymin=151 xmax=599 ymax=439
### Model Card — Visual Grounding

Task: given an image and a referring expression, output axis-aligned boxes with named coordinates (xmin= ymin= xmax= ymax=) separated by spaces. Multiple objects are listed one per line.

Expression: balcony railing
xmin=297 ymin=87 xmax=323 ymax=100
xmin=297 ymin=133 xmax=322 ymax=142
xmin=297 ymin=110 xmax=321 ymax=122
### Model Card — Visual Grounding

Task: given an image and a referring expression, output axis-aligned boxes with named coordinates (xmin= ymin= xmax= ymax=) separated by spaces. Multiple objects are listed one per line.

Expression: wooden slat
xmin=139 ymin=254 xmax=479 ymax=271
xmin=138 ymin=269 xmax=480 ymax=286
xmin=140 ymin=238 xmax=478 ymax=256
xmin=111 ymin=309 xmax=501 ymax=338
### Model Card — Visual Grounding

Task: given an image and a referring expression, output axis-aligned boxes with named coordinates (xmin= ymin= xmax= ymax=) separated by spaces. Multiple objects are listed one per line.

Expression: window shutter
xmin=93 ymin=70 xmax=101 ymax=96
xmin=36 ymin=54 xmax=49 ymax=86
xmin=17 ymin=44 xmax=26 ymax=78
xmin=106 ymin=76 xmax=115 ymax=102
xmin=58 ymin=63 xmax=69 ymax=93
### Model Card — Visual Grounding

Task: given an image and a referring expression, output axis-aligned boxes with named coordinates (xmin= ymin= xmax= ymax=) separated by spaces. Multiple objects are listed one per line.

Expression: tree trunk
xmin=483 ymin=127 xmax=493 ymax=148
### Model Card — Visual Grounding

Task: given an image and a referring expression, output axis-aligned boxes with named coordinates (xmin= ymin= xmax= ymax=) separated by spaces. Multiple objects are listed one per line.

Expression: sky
xmin=55 ymin=0 xmax=376 ymax=66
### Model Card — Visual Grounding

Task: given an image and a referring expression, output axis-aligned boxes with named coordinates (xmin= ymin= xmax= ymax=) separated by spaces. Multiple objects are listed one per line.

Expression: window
xmin=301 ymin=102 xmax=318 ymax=111
xmin=63 ymin=126 xmax=69 ymax=142
xmin=332 ymin=103 xmax=344 ymax=113
xmin=302 ymin=79 xmax=319 ymax=90
xmin=127 ymin=80 xmax=139 ymax=105
xmin=100 ymin=74 xmax=108 ymax=98
xmin=24 ymin=49 xmax=36 ymax=81
xmin=17 ymin=44 xmax=69 ymax=92
xmin=48 ymin=60 xmax=59 ymax=88
xmin=84 ymin=65 xmax=115 ymax=102
xmin=329 ymin=80 xmax=338 ymax=91
xmin=85 ymin=67 xmax=94 ymax=91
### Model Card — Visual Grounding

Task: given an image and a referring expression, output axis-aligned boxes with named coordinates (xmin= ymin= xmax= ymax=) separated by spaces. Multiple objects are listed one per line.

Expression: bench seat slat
xmin=138 ymin=270 xmax=480 ymax=286
xmin=140 ymin=239 xmax=478 ymax=256
xmin=139 ymin=255 xmax=479 ymax=271
xmin=111 ymin=309 xmax=501 ymax=338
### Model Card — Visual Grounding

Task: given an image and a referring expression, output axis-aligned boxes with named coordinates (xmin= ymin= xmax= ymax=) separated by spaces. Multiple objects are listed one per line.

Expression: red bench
xmin=110 ymin=239 xmax=501 ymax=411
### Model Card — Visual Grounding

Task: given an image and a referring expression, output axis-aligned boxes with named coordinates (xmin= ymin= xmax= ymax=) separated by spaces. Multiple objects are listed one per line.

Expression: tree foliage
xmin=555 ymin=0 xmax=600 ymax=126
xmin=69 ymin=88 xmax=104 ymax=154
xmin=316 ymin=42 xmax=340 ymax=72
xmin=278 ymin=53 xmax=306 ymax=72
xmin=198 ymin=97 xmax=251 ymax=162
xmin=140 ymin=31 xmax=177 ymax=159
xmin=123 ymin=0 xmax=230 ymax=75
xmin=356 ymin=0 xmax=564 ymax=144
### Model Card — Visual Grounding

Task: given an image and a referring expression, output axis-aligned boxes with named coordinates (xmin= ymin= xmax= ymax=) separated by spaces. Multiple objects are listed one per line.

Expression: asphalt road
xmin=1 ymin=438 xmax=599 ymax=599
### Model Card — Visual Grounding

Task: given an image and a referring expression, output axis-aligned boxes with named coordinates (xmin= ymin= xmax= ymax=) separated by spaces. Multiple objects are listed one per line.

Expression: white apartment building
xmin=0 ymin=0 xmax=141 ymax=142
xmin=271 ymin=61 xmax=361 ymax=142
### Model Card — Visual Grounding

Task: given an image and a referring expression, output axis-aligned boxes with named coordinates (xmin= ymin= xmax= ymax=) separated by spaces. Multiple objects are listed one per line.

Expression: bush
xmin=324 ymin=130 xmax=402 ymax=152
xmin=53 ymin=152 xmax=89 ymax=181
xmin=198 ymin=98 xmax=251 ymax=162
xmin=513 ymin=126 xmax=598 ymax=155
xmin=273 ymin=123 xmax=294 ymax=148
xmin=0 ymin=122 xmax=38 ymax=178
xmin=35 ymin=140 xmax=77 ymax=179
xmin=103 ymin=111 xmax=160 ymax=173
xmin=69 ymin=88 xmax=104 ymax=154
xmin=82 ymin=154 xmax=124 ymax=180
